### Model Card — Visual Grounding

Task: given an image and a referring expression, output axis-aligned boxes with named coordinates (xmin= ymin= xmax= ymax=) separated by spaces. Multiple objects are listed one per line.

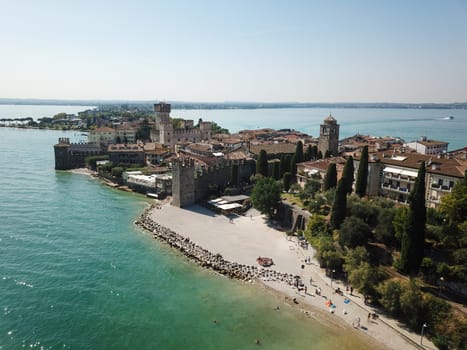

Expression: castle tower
xmin=54 ymin=138 xmax=71 ymax=170
xmin=171 ymin=158 xmax=196 ymax=207
xmin=154 ymin=102 xmax=171 ymax=128
xmin=318 ymin=114 xmax=339 ymax=157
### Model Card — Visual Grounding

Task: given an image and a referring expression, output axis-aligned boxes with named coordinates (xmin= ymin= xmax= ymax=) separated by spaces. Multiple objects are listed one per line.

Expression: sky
xmin=1 ymin=0 xmax=467 ymax=103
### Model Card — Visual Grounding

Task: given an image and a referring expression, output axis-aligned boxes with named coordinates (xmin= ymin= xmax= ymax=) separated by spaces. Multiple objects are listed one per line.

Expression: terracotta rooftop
xmin=250 ymin=143 xmax=296 ymax=155
xmin=355 ymin=151 xmax=467 ymax=178
xmin=92 ymin=127 xmax=115 ymax=133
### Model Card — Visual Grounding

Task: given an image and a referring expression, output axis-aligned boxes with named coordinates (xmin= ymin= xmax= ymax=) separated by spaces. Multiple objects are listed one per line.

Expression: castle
xmin=54 ymin=138 xmax=103 ymax=170
xmin=171 ymin=156 xmax=254 ymax=207
xmin=150 ymin=102 xmax=212 ymax=147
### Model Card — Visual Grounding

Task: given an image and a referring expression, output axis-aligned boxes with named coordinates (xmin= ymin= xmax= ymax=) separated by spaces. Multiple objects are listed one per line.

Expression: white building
xmin=405 ymin=137 xmax=449 ymax=155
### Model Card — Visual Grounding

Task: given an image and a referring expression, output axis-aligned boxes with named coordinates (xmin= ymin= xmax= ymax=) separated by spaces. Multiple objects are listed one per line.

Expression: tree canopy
xmin=295 ymin=141 xmax=304 ymax=163
xmin=256 ymin=149 xmax=268 ymax=177
xmin=323 ymin=163 xmax=337 ymax=191
xmin=341 ymin=155 xmax=354 ymax=195
xmin=330 ymin=178 xmax=347 ymax=230
xmin=400 ymin=162 xmax=426 ymax=275
xmin=355 ymin=146 xmax=368 ymax=197
xmin=251 ymin=177 xmax=281 ymax=218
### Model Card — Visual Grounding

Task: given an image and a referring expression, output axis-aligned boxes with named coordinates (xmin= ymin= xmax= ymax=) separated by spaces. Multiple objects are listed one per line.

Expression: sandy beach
xmin=144 ymin=203 xmax=435 ymax=350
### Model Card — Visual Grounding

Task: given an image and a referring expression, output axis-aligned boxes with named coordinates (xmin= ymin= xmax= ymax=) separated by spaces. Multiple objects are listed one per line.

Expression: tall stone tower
xmin=171 ymin=157 xmax=196 ymax=207
xmin=154 ymin=102 xmax=171 ymax=127
xmin=318 ymin=114 xmax=339 ymax=157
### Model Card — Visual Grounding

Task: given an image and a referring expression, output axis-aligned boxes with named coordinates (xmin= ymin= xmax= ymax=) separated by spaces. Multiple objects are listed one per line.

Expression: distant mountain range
xmin=1 ymin=98 xmax=466 ymax=110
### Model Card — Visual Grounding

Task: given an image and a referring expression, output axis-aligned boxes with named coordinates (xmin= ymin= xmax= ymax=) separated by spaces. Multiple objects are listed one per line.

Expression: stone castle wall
xmin=171 ymin=158 xmax=255 ymax=207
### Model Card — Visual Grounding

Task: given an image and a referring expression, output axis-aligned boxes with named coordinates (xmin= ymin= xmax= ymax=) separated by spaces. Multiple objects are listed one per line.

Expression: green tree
xmin=347 ymin=262 xmax=382 ymax=297
xmin=230 ymin=163 xmax=238 ymax=186
xmin=111 ymin=166 xmax=124 ymax=178
xmin=339 ymin=216 xmax=372 ymax=248
xmin=393 ymin=206 xmax=408 ymax=243
xmin=323 ymin=163 xmax=337 ymax=191
xmin=343 ymin=246 xmax=369 ymax=272
xmin=399 ymin=280 xmax=425 ymax=329
xmin=304 ymin=145 xmax=312 ymax=161
xmin=251 ymin=177 xmax=281 ymax=218
xmin=330 ymin=179 xmax=347 ymax=230
xmin=283 ymin=172 xmax=292 ymax=192
xmin=256 ymin=149 xmax=268 ymax=177
xmin=377 ymin=279 xmax=404 ymax=316
xmin=400 ymin=162 xmax=426 ymax=275
xmin=324 ymin=150 xmax=331 ymax=158
xmin=271 ymin=161 xmax=281 ymax=180
xmin=295 ymin=141 xmax=304 ymax=163
xmin=290 ymin=154 xmax=297 ymax=176
xmin=439 ymin=170 xmax=467 ymax=226
xmin=311 ymin=145 xmax=318 ymax=160
xmin=355 ymin=146 xmax=368 ymax=197
xmin=375 ymin=207 xmax=397 ymax=245
xmin=305 ymin=214 xmax=331 ymax=239
xmin=317 ymin=150 xmax=323 ymax=159
xmin=299 ymin=179 xmax=321 ymax=200
xmin=341 ymin=155 xmax=354 ymax=195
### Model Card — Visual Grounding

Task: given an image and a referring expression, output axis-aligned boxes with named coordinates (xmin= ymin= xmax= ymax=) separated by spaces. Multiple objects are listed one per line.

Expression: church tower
xmin=318 ymin=114 xmax=339 ymax=157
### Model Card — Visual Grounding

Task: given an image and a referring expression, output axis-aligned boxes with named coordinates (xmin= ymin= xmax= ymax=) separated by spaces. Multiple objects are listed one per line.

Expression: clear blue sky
xmin=1 ymin=0 xmax=466 ymax=103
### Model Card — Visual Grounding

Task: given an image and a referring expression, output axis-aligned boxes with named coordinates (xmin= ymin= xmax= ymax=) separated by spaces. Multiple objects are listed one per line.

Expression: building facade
xmin=405 ymin=137 xmax=449 ymax=155
xmin=353 ymin=151 xmax=467 ymax=208
xmin=54 ymin=138 xmax=103 ymax=170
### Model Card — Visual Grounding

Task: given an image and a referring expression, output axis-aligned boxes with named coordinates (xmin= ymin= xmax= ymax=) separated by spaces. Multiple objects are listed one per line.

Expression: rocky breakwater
xmin=135 ymin=206 xmax=295 ymax=285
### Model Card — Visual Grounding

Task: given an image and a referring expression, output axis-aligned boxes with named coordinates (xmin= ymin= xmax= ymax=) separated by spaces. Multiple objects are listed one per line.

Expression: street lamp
xmin=420 ymin=323 xmax=427 ymax=345
xmin=439 ymin=277 xmax=444 ymax=298
xmin=331 ymin=269 xmax=335 ymax=288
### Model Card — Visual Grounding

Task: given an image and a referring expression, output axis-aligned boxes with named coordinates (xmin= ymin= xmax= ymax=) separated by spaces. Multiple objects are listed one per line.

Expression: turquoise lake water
xmin=0 ymin=125 xmax=374 ymax=349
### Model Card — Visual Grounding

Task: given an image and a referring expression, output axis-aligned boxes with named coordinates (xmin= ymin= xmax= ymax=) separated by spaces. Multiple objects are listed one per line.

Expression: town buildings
xmin=353 ymin=151 xmax=467 ymax=208
xmin=405 ymin=136 xmax=449 ymax=155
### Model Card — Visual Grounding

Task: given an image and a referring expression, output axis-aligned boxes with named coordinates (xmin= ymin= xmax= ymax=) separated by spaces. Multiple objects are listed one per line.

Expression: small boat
xmin=147 ymin=193 xmax=159 ymax=199
xmin=442 ymin=116 xmax=454 ymax=120
xmin=256 ymin=256 xmax=274 ymax=267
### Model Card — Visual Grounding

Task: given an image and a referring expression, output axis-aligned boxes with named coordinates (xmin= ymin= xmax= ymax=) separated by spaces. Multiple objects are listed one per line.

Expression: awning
xmin=383 ymin=167 xmax=402 ymax=174
xmin=400 ymin=169 xmax=418 ymax=177
xmin=217 ymin=203 xmax=242 ymax=210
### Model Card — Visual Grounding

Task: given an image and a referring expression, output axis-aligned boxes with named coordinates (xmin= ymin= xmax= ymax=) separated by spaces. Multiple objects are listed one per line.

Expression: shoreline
xmin=135 ymin=203 xmax=436 ymax=350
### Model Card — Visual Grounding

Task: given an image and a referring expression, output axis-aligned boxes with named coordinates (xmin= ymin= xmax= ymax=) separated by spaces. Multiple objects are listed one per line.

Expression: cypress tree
xmin=323 ymin=163 xmax=337 ymax=191
xmin=295 ymin=141 xmax=304 ymax=163
xmin=355 ymin=146 xmax=369 ymax=197
xmin=230 ymin=163 xmax=238 ymax=186
xmin=311 ymin=145 xmax=318 ymax=160
xmin=256 ymin=149 xmax=268 ymax=177
xmin=330 ymin=178 xmax=347 ymax=230
xmin=279 ymin=154 xmax=286 ymax=177
xmin=341 ymin=155 xmax=354 ymax=195
xmin=317 ymin=150 xmax=323 ymax=159
xmin=400 ymin=162 xmax=426 ymax=274
xmin=290 ymin=154 xmax=297 ymax=176
xmin=324 ymin=150 xmax=331 ymax=159
xmin=272 ymin=161 xmax=281 ymax=180
xmin=283 ymin=172 xmax=292 ymax=192
xmin=304 ymin=145 xmax=312 ymax=161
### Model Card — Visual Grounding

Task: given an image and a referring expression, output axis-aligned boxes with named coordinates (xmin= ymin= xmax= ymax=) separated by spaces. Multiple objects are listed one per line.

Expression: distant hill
xmin=1 ymin=98 xmax=466 ymax=110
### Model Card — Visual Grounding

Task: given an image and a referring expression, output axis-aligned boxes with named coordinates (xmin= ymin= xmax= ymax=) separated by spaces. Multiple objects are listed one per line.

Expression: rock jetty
xmin=135 ymin=206 xmax=295 ymax=285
